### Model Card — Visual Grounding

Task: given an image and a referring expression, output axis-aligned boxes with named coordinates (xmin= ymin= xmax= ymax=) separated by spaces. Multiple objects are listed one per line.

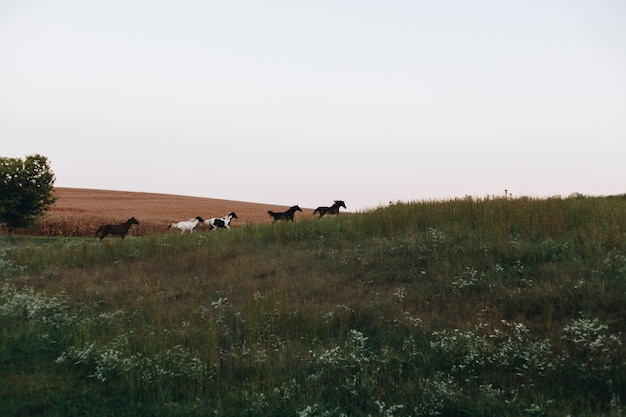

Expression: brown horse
xmin=267 ymin=205 xmax=302 ymax=222
xmin=96 ymin=217 xmax=139 ymax=240
xmin=313 ymin=200 xmax=346 ymax=218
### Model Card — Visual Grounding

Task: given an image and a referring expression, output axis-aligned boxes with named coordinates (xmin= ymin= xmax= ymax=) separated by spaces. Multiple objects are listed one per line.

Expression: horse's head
xmin=335 ymin=200 xmax=346 ymax=209
xmin=292 ymin=205 xmax=302 ymax=212
xmin=129 ymin=217 xmax=140 ymax=225
xmin=229 ymin=212 xmax=238 ymax=219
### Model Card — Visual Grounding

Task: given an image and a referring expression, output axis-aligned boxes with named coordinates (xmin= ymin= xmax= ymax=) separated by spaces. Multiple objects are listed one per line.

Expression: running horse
xmin=166 ymin=216 xmax=204 ymax=233
xmin=96 ymin=217 xmax=140 ymax=240
xmin=267 ymin=205 xmax=302 ymax=222
xmin=205 ymin=212 xmax=238 ymax=230
xmin=313 ymin=200 xmax=346 ymax=218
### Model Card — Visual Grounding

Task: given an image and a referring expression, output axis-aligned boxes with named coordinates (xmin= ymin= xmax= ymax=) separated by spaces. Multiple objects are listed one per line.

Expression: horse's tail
xmin=95 ymin=225 xmax=104 ymax=236
xmin=166 ymin=223 xmax=173 ymax=230
xmin=313 ymin=208 xmax=319 ymax=215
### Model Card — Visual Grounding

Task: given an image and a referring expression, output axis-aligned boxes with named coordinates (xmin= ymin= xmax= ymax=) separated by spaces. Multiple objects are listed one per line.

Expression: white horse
xmin=204 ymin=212 xmax=238 ymax=230
xmin=166 ymin=216 xmax=204 ymax=233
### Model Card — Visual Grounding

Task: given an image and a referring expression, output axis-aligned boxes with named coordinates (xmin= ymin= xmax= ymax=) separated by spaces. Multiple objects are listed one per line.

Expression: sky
xmin=1 ymin=1 xmax=625 ymax=211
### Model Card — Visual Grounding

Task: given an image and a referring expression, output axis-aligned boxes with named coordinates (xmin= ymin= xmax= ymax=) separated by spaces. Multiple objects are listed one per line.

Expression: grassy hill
xmin=1 ymin=194 xmax=625 ymax=416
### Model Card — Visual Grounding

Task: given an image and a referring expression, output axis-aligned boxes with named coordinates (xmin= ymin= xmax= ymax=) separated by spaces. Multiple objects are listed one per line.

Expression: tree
xmin=0 ymin=154 xmax=57 ymax=234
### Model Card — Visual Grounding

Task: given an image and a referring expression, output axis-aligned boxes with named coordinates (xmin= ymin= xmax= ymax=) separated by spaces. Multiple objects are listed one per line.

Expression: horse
xmin=313 ymin=200 xmax=346 ymax=218
xmin=267 ymin=205 xmax=302 ymax=222
xmin=205 ymin=212 xmax=238 ymax=230
xmin=166 ymin=216 xmax=204 ymax=233
xmin=96 ymin=217 xmax=139 ymax=240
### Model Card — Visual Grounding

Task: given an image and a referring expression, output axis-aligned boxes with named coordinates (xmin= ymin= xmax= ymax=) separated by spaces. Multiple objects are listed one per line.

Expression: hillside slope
xmin=33 ymin=188 xmax=315 ymax=236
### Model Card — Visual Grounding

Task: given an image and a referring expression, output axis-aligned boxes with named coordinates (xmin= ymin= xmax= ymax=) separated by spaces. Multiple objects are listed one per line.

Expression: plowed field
xmin=26 ymin=188 xmax=315 ymax=237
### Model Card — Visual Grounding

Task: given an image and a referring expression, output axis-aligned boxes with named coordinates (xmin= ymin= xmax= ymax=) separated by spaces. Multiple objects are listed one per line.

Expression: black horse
xmin=268 ymin=205 xmax=302 ymax=222
xmin=313 ymin=200 xmax=346 ymax=218
xmin=96 ymin=217 xmax=139 ymax=240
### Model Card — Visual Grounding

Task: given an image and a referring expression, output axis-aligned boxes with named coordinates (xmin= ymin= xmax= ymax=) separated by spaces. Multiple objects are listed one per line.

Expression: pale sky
xmin=1 ymin=1 xmax=625 ymax=211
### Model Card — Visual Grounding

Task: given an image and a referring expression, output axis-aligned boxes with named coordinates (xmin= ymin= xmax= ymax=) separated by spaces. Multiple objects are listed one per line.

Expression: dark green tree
xmin=0 ymin=154 xmax=57 ymax=234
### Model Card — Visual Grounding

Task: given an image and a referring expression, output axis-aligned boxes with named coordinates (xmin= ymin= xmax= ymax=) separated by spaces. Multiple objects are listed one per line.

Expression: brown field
xmin=25 ymin=187 xmax=317 ymax=237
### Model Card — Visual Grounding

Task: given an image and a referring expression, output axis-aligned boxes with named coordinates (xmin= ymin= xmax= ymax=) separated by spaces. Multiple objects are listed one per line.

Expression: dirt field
xmin=27 ymin=188 xmax=316 ymax=237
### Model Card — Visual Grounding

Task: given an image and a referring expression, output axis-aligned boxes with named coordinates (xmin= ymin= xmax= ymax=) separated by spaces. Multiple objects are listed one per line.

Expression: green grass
xmin=1 ymin=194 xmax=626 ymax=416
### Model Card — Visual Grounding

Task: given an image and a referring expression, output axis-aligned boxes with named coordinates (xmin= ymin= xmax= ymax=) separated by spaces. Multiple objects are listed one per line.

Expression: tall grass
xmin=1 ymin=194 xmax=625 ymax=416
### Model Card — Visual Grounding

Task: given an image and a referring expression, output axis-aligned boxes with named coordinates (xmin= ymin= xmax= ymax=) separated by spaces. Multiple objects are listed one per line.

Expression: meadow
xmin=1 ymin=192 xmax=625 ymax=416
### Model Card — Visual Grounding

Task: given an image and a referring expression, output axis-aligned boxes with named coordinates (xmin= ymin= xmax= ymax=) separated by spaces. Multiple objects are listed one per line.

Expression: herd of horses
xmin=95 ymin=200 xmax=346 ymax=240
